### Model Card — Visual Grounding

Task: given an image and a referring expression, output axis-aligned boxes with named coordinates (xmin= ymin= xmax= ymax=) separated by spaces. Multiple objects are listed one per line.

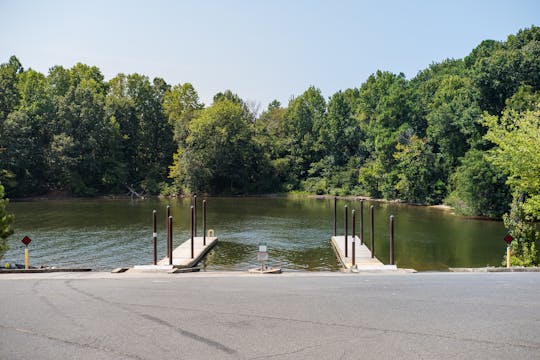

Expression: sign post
xmin=504 ymin=233 xmax=513 ymax=269
xmin=257 ymin=244 xmax=268 ymax=271
xmin=22 ymin=236 xmax=31 ymax=270
xmin=153 ymin=210 xmax=157 ymax=265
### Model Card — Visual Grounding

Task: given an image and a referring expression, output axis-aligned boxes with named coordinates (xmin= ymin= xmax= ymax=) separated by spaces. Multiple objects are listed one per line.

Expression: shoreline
xmin=11 ymin=191 xmax=452 ymax=209
xmin=302 ymin=193 xmax=454 ymax=212
xmin=10 ymin=191 xmax=506 ymax=222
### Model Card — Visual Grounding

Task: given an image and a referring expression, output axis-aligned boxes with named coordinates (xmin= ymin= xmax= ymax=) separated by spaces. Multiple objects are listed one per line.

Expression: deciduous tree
xmin=0 ymin=183 xmax=14 ymax=261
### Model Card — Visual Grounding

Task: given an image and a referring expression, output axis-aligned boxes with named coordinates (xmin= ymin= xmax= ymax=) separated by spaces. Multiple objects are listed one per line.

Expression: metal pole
xmin=203 ymin=200 xmax=207 ymax=246
xmin=190 ymin=205 xmax=195 ymax=259
xmin=507 ymin=245 xmax=511 ymax=268
xmin=370 ymin=205 xmax=375 ymax=259
xmin=166 ymin=205 xmax=170 ymax=263
xmin=168 ymin=215 xmax=173 ymax=265
xmin=193 ymin=195 xmax=198 ymax=238
xmin=153 ymin=210 xmax=157 ymax=265
xmin=344 ymin=205 xmax=348 ymax=258
xmin=333 ymin=197 xmax=337 ymax=236
xmin=360 ymin=200 xmax=364 ymax=245
xmin=352 ymin=209 xmax=356 ymax=266
xmin=390 ymin=215 xmax=395 ymax=265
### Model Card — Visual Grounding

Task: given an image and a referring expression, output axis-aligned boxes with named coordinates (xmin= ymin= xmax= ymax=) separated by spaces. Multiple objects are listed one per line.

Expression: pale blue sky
xmin=1 ymin=0 xmax=538 ymax=108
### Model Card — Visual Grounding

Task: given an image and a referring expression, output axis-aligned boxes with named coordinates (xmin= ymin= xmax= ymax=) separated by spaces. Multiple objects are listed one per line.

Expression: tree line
xmin=1 ymin=26 xmax=539 ymax=264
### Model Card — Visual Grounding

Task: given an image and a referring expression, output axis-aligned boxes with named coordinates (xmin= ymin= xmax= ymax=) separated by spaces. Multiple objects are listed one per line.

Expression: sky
xmin=0 ymin=0 xmax=538 ymax=108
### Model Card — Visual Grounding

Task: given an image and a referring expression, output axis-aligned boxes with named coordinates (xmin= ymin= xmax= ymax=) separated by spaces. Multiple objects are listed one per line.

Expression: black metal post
xmin=344 ymin=205 xmax=348 ymax=258
xmin=193 ymin=195 xmax=198 ymax=238
xmin=168 ymin=215 xmax=173 ymax=265
xmin=333 ymin=197 xmax=337 ymax=236
xmin=370 ymin=205 xmax=375 ymax=259
xmin=390 ymin=215 xmax=395 ymax=265
xmin=166 ymin=205 xmax=170 ymax=262
xmin=360 ymin=200 xmax=364 ymax=245
xmin=203 ymin=200 xmax=207 ymax=246
xmin=190 ymin=205 xmax=194 ymax=259
xmin=153 ymin=210 xmax=157 ymax=265
xmin=352 ymin=209 xmax=356 ymax=266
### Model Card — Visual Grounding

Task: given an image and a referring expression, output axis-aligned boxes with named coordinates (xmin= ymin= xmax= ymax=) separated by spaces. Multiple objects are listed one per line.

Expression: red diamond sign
xmin=21 ymin=236 xmax=31 ymax=246
xmin=504 ymin=233 xmax=513 ymax=245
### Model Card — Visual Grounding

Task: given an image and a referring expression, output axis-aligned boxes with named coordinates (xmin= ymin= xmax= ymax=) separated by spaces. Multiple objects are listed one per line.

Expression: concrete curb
xmin=449 ymin=267 xmax=540 ymax=272
xmin=0 ymin=268 xmax=92 ymax=274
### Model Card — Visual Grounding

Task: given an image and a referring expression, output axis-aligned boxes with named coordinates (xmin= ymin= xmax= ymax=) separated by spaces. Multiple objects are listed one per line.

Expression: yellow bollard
xmin=25 ymin=247 xmax=29 ymax=270
xmin=21 ymin=236 xmax=32 ymax=270
xmin=507 ymin=245 xmax=511 ymax=269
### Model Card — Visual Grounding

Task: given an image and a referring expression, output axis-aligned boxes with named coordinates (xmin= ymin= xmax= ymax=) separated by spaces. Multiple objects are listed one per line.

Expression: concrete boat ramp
xmin=331 ymin=235 xmax=397 ymax=272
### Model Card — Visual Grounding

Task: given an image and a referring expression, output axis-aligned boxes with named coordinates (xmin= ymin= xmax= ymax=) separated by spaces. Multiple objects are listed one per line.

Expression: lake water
xmin=3 ymin=197 xmax=509 ymax=271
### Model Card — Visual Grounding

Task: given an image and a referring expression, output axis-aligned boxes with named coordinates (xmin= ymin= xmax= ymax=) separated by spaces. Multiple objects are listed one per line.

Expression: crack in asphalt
xmin=44 ymin=279 xmax=539 ymax=358
xmin=0 ymin=324 xmax=145 ymax=360
xmin=31 ymin=279 xmax=84 ymax=329
xmin=64 ymin=280 xmax=237 ymax=355
xmin=120 ymin=300 xmax=540 ymax=352
xmin=136 ymin=312 xmax=236 ymax=354
xmin=248 ymin=343 xmax=324 ymax=359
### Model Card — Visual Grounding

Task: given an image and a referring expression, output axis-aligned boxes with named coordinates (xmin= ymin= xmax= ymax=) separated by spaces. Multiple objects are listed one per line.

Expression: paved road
xmin=1 ymin=271 xmax=539 ymax=359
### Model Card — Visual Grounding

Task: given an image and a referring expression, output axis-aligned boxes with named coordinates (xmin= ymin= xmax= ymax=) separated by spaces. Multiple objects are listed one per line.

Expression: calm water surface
xmin=4 ymin=197 xmax=508 ymax=271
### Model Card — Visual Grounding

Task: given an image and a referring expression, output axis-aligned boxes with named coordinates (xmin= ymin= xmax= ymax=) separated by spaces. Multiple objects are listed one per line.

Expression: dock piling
xmin=333 ymin=197 xmax=337 ymax=236
xmin=390 ymin=215 xmax=395 ymax=265
xmin=166 ymin=205 xmax=171 ymax=263
xmin=352 ymin=209 xmax=356 ymax=266
xmin=168 ymin=216 xmax=173 ymax=265
xmin=194 ymin=195 xmax=198 ymax=238
xmin=153 ymin=210 xmax=157 ymax=265
xmin=190 ymin=205 xmax=195 ymax=259
xmin=370 ymin=205 xmax=375 ymax=259
xmin=360 ymin=200 xmax=364 ymax=245
xmin=203 ymin=200 xmax=207 ymax=246
xmin=344 ymin=205 xmax=348 ymax=258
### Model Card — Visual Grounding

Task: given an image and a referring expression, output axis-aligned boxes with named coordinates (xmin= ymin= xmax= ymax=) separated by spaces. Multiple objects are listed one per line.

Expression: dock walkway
xmin=156 ymin=236 xmax=218 ymax=268
xmin=331 ymin=236 xmax=396 ymax=271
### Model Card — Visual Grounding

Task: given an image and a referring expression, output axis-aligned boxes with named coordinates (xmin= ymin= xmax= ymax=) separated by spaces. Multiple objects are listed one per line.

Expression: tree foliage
xmin=446 ymin=149 xmax=510 ymax=217
xmin=484 ymin=109 xmax=540 ymax=218
xmin=0 ymin=183 xmax=14 ymax=261
xmin=173 ymin=98 xmax=271 ymax=194
xmin=0 ymin=60 xmax=175 ymax=196
xmin=484 ymin=109 xmax=540 ymax=265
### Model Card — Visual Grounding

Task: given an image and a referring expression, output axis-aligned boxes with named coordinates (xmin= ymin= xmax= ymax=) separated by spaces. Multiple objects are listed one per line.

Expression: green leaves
xmin=484 ymin=109 xmax=540 ymax=216
xmin=176 ymin=99 xmax=270 ymax=194
xmin=0 ymin=183 xmax=14 ymax=261
xmin=394 ymin=136 xmax=441 ymax=204
xmin=484 ymin=108 xmax=540 ymax=265
xmin=472 ymin=26 xmax=540 ymax=115
xmin=446 ymin=149 xmax=510 ymax=217
xmin=284 ymin=86 xmax=326 ymax=181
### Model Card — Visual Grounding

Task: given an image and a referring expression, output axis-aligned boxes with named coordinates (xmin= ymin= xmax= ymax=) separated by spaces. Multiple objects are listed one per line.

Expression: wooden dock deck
xmin=157 ymin=236 xmax=218 ymax=268
xmin=331 ymin=236 xmax=397 ymax=271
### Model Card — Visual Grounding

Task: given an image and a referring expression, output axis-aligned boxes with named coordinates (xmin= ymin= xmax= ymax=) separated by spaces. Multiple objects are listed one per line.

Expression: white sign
xmin=259 ymin=245 xmax=267 ymax=252
xmin=257 ymin=252 xmax=269 ymax=261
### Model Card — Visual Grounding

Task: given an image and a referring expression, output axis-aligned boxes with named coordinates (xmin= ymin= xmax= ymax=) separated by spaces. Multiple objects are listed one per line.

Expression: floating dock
xmin=157 ymin=236 xmax=218 ymax=268
xmin=331 ymin=236 xmax=396 ymax=271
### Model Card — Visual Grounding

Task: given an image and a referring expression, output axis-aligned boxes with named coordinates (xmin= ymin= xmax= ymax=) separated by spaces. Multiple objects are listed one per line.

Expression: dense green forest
xmin=1 ymin=27 xmax=540 ymax=263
